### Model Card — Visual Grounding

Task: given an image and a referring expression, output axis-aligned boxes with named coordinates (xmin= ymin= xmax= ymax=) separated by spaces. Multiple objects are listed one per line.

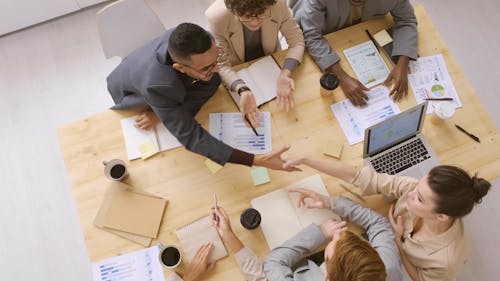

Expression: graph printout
xmin=92 ymin=245 xmax=165 ymax=281
xmin=209 ymin=112 xmax=272 ymax=154
xmin=330 ymin=86 xmax=400 ymax=145
xmin=343 ymin=41 xmax=391 ymax=88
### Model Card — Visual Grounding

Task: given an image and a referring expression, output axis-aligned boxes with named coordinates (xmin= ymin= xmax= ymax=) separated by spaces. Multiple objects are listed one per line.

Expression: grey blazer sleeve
xmin=333 ymin=196 xmax=403 ymax=281
xmin=297 ymin=0 xmax=340 ymax=71
xmin=145 ymin=85 xmax=233 ymax=166
xmin=263 ymin=224 xmax=326 ymax=281
xmin=389 ymin=0 xmax=418 ymax=60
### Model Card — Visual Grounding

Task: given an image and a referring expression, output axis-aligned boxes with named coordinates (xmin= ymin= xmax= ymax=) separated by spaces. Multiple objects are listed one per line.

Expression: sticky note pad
xmin=251 ymin=167 xmax=271 ymax=186
xmin=373 ymin=29 xmax=393 ymax=47
xmin=324 ymin=140 xmax=343 ymax=159
xmin=205 ymin=159 xmax=223 ymax=174
xmin=137 ymin=140 xmax=159 ymax=160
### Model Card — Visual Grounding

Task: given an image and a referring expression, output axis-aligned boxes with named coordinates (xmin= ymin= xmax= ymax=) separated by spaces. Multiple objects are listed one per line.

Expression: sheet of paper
xmin=237 ymin=56 xmax=280 ymax=106
xmin=154 ymin=122 xmax=182 ymax=151
xmin=343 ymin=40 xmax=391 ymax=88
xmin=138 ymin=139 xmax=159 ymax=160
xmin=92 ymin=245 xmax=165 ymax=281
xmin=204 ymin=158 xmax=223 ymax=174
xmin=330 ymin=86 xmax=400 ymax=144
xmin=323 ymin=140 xmax=343 ymax=158
xmin=251 ymin=167 xmax=271 ymax=186
xmin=408 ymin=54 xmax=462 ymax=114
xmin=209 ymin=112 xmax=272 ymax=154
xmin=373 ymin=29 xmax=393 ymax=46
xmin=121 ymin=116 xmax=159 ymax=160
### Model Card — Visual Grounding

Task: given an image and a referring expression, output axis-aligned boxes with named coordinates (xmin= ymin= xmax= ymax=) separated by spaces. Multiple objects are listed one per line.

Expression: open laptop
xmin=363 ymin=102 xmax=439 ymax=178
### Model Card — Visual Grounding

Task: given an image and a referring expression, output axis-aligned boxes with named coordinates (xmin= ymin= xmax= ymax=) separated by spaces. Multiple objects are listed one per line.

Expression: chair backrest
xmin=96 ymin=0 xmax=165 ymax=59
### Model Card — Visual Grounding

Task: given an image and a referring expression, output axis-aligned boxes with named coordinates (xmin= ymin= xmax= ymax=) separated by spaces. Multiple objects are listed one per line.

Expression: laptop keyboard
xmin=370 ymin=138 xmax=431 ymax=175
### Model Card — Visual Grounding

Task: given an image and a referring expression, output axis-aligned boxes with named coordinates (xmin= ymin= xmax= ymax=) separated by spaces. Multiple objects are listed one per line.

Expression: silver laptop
xmin=363 ymin=102 xmax=439 ymax=178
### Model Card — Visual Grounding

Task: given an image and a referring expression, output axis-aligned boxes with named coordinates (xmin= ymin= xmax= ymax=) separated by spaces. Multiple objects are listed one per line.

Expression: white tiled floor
xmin=0 ymin=1 xmax=497 ymax=281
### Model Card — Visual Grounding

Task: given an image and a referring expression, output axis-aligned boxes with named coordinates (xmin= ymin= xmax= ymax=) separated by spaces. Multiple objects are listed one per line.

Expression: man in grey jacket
xmin=291 ymin=0 xmax=418 ymax=106
xmin=264 ymin=192 xmax=404 ymax=281
xmin=107 ymin=23 xmax=296 ymax=170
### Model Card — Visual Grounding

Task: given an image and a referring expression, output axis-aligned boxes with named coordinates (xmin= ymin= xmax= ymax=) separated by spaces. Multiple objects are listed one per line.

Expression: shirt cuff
xmin=230 ymin=79 xmax=245 ymax=91
xmin=283 ymin=58 xmax=300 ymax=72
xmin=227 ymin=148 xmax=254 ymax=166
xmin=234 ymin=246 xmax=258 ymax=264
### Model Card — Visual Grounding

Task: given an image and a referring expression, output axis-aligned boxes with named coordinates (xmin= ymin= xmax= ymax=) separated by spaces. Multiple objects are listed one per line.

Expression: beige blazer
xmin=205 ymin=0 xmax=304 ymax=88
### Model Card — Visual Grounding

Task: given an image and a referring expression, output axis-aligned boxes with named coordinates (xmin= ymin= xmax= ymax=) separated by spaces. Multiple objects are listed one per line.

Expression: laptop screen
xmin=365 ymin=103 xmax=426 ymax=156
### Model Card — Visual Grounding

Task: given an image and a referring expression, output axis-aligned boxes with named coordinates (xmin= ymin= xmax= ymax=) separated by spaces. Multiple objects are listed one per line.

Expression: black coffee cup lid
xmin=320 ymin=73 xmax=339 ymax=90
xmin=240 ymin=208 xmax=261 ymax=230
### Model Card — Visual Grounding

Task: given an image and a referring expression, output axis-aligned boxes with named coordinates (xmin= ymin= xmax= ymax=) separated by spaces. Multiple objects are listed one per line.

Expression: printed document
xmin=343 ymin=41 xmax=391 ymax=88
xmin=209 ymin=112 xmax=272 ymax=154
xmin=408 ymin=54 xmax=462 ymax=113
xmin=331 ymin=86 xmax=400 ymax=144
xmin=92 ymin=245 xmax=165 ymax=281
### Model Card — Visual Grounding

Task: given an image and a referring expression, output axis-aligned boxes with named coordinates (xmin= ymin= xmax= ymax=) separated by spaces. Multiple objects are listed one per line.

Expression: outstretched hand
xmin=288 ymin=187 xmax=330 ymax=209
xmin=388 ymin=204 xmax=404 ymax=247
xmin=276 ymin=70 xmax=295 ymax=112
xmin=254 ymin=145 xmax=301 ymax=172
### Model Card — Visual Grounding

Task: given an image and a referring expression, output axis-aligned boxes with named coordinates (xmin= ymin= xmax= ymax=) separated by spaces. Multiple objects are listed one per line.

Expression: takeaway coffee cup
xmin=432 ymin=101 xmax=455 ymax=123
xmin=102 ymin=159 xmax=128 ymax=181
xmin=320 ymin=73 xmax=340 ymax=97
xmin=159 ymin=244 xmax=182 ymax=269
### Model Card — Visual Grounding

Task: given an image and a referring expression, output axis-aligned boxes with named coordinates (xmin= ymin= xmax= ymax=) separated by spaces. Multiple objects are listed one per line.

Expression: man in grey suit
xmin=107 ymin=23 xmax=296 ymax=170
xmin=291 ymin=0 xmax=418 ymax=106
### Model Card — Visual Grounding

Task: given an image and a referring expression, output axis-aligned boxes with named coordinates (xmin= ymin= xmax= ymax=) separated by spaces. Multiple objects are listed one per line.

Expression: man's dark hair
xmin=224 ymin=0 xmax=277 ymax=17
xmin=168 ymin=23 xmax=213 ymax=63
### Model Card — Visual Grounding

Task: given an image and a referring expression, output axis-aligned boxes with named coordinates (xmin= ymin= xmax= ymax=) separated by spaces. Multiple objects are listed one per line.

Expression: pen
xmin=213 ymin=192 xmax=219 ymax=223
xmin=244 ymin=115 xmax=259 ymax=136
xmin=339 ymin=183 xmax=366 ymax=202
xmin=424 ymin=98 xmax=453 ymax=101
xmin=365 ymin=29 xmax=394 ymax=66
xmin=455 ymin=124 xmax=480 ymax=143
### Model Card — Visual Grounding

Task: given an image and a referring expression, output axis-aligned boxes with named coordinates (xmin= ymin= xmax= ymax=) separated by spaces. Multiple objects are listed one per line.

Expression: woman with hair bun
xmin=283 ymin=158 xmax=491 ymax=281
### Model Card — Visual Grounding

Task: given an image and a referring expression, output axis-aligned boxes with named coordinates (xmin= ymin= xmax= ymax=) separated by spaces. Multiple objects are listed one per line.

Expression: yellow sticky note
xmin=251 ymin=167 xmax=271 ymax=186
xmin=324 ymin=140 xmax=343 ymax=159
xmin=137 ymin=140 xmax=159 ymax=160
xmin=205 ymin=159 xmax=223 ymax=174
xmin=373 ymin=29 xmax=393 ymax=47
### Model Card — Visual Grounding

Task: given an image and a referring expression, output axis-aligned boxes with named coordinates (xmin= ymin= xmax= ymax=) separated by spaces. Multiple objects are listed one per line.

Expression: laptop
xmin=363 ymin=102 xmax=439 ymax=178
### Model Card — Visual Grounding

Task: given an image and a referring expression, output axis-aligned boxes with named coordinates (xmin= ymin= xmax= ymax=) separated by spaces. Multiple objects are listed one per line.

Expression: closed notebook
xmin=251 ymin=174 xmax=340 ymax=250
xmin=175 ymin=216 xmax=227 ymax=263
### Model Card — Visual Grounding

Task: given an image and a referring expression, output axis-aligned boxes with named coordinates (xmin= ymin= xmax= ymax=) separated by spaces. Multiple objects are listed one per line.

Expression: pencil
xmin=424 ymin=98 xmax=453 ymax=101
xmin=213 ymin=192 xmax=219 ymax=223
xmin=244 ymin=115 xmax=259 ymax=136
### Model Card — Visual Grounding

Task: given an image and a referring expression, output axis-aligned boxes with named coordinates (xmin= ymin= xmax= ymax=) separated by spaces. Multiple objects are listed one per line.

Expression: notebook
xmin=175 ymin=215 xmax=228 ymax=263
xmin=121 ymin=115 xmax=182 ymax=160
xmin=251 ymin=174 xmax=340 ymax=250
xmin=227 ymin=56 xmax=281 ymax=108
xmin=363 ymin=102 xmax=440 ymax=178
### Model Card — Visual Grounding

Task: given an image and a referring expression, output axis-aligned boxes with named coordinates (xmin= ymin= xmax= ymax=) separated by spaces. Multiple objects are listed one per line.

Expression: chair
xmin=96 ymin=0 xmax=165 ymax=59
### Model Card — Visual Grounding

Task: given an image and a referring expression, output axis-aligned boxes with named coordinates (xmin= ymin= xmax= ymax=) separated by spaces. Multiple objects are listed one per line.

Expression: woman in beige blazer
xmin=206 ymin=0 xmax=304 ymax=126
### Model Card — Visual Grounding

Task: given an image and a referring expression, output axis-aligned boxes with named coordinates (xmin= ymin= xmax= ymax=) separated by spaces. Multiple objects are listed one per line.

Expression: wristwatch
xmin=237 ymin=86 xmax=251 ymax=96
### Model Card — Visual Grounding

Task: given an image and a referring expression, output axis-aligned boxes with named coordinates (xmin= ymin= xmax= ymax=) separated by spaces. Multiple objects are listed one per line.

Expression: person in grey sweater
xmin=264 ymin=192 xmax=404 ymax=281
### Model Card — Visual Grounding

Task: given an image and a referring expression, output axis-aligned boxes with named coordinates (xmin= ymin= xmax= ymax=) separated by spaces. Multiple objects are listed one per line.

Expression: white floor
xmin=0 ymin=1 xmax=497 ymax=280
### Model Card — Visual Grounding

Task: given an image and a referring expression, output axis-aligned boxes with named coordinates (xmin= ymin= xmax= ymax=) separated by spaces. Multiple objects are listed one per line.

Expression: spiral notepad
xmin=175 ymin=215 xmax=227 ymax=263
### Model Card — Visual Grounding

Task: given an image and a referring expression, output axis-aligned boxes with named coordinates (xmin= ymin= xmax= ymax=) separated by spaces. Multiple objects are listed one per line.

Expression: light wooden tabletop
xmin=58 ymin=4 xmax=498 ymax=280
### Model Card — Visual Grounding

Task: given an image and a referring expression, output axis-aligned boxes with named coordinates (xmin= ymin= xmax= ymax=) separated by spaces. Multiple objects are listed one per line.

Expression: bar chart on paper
xmin=92 ymin=245 xmax=165 ymax=281
xmin=209 ymin=112 xmax=272 ymax=154
xmin=331 ymin=86 xmax=400 ymax=144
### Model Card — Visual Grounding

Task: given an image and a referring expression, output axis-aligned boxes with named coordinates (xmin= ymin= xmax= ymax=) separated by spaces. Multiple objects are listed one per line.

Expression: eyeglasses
xmin=183 ymin=53 xmax=221 ymax=77
xmin=238 ymin=9 xmax=271 ymax=23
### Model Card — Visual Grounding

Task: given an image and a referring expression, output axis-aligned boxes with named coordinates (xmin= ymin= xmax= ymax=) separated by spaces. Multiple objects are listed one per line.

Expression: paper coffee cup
xmin=433 ymin=102 xmax=455 ymax=120
xmin=103 ymin=159 xmax=128 ymax=181
xmin=159 ymin=244 xmax=182 ymax=269
xmin=320 ymin=73 xmax=339 ymax=97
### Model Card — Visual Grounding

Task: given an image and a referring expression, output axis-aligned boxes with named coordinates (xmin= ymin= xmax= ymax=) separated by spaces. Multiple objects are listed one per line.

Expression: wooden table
xmin=58 ymin=4 xmax=499 ymax=280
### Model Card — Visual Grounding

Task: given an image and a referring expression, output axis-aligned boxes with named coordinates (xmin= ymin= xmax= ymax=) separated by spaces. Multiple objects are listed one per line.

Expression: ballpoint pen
xmin=213 ymin=192 xmax=219 ymax=223
xmin=424 ymin=98 xmax=453 ymax=101
xmin=455 ymin=124 xmax=480 ymax=143
xmin=244 ymin=115 xmax=259 ymax=136
xmin=339 ymin=183 xmax=366 ymax=202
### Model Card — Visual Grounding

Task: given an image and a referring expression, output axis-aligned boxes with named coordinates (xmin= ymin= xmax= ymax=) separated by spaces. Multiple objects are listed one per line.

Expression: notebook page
xmin=237 ymin=56 xmax=280 ymax=106
xmin=154 ymin=122 xmax=182 ymax=152
xmin=175 ymin=216 xmax=227 ymax=263
xmin=121 ymin=116 xmax=159 ymax=160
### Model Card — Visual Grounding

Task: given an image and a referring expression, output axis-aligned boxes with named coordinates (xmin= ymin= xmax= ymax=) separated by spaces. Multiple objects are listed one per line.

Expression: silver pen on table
xmin=339 ymin=183 xmax=366 ymax=202
xmin=213 ymin=192 xmax=219 ymax=222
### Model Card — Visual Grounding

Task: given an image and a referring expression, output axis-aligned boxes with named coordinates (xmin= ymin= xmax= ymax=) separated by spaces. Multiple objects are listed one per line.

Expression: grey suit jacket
xmin=292 ymin=0 xmax=418 ymax=71
xmin=263 ymin=196 xmax=404 ymax=281
xmin=106 ymin=28 xmax=234 ymax=165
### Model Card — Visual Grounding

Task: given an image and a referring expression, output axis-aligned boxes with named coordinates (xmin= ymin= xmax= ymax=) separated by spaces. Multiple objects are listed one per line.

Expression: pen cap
xmin=240 ymin=208 xmax=261 ymax=230
xmin=320 ymin=73 xmax=340 ymax=91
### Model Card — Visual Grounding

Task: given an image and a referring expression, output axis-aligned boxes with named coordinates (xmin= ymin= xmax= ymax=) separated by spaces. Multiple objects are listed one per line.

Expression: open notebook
xmin=121 ymin=115 xmax=182 ymax=160
xmin=251 ymin=174 xmax=340 ymax=250
xmin=175 ymin=216 xmax=227 ymax=263
xmin=228 ymin=56 xmax=281 ymax=108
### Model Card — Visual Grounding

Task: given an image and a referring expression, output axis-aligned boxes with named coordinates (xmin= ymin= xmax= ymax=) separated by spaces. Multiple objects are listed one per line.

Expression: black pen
xmin=455 ymin=124 xmax=480 ymax=143
xmin=244 ymin=115 xmax=259 ymax=136
xmin=424 ymin=98 xmax=453 ymax=101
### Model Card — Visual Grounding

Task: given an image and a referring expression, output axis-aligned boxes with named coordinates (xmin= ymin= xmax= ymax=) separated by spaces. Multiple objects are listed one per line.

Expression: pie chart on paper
xmin=431 ymin=84 xmax=445 ymax=97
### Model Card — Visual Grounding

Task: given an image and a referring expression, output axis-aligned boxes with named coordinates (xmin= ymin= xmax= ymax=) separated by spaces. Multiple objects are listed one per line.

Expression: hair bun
xmin=471 ymin=176 xmax=491 ymax=203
